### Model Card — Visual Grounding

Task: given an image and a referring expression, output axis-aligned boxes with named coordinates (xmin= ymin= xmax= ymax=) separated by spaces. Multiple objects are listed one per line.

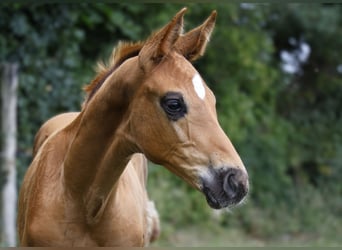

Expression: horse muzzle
xmin=201 ymin=167 xmax=249 ymax=209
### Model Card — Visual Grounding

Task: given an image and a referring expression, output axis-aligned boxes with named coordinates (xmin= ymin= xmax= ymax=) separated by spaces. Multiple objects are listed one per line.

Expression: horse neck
xmin=63 ymin=57 xmax=142 ymax=221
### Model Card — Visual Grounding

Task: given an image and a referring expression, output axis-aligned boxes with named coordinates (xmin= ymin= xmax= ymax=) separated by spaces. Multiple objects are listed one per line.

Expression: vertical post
xmin=1 ymin=63 xmax=18 ymax=247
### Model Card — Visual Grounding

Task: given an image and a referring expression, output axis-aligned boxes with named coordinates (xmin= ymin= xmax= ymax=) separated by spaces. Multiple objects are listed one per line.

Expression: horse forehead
xmin=146 ymin=54 xmax=208 ymax=99
xmin=169 ymin=58 xmax=208 ymax=99
xmin=158 ymin=55 xmax=199 ymax=86
xmin=174 ymin=54 xmax=197 ymax=77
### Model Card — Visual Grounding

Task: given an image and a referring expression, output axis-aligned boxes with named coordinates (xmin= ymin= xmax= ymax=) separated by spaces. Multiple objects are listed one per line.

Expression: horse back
xmin=33 ymin=112 xmax=79 ymax=156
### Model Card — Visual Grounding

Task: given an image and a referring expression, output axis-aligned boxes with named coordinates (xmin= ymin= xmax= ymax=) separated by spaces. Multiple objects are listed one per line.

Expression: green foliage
xmin=1 ymin=3 xmax=341 ymax=246
xmin=266 ymin=4 xmax=342 ymax=176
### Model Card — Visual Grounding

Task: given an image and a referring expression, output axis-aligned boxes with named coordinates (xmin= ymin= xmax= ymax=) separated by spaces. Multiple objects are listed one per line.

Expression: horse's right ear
xmin=139 ymin=8 xmax=187 ymax=71
xmin=175 ymin=10 xmax=217 ymax=62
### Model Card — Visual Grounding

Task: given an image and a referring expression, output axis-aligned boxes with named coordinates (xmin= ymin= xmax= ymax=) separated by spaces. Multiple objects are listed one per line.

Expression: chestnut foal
xmin=18 ymin=8 xmax=248 ymax=246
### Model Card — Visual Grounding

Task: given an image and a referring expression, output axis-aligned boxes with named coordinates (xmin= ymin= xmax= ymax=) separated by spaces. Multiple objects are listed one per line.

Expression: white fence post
xmin=1 ymin=63 xmax=18 ymax=247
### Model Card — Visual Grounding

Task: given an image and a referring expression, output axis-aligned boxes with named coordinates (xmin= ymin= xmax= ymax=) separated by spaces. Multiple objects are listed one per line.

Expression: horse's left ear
xmin=175 ymin=10 xmax=217 ymax=62
xmin=139 ymin=8 xmax=186 ymax=71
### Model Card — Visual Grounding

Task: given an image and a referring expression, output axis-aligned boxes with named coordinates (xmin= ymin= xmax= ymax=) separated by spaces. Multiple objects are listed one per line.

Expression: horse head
xmin=125 ymin=8 xmax=249 ymax=209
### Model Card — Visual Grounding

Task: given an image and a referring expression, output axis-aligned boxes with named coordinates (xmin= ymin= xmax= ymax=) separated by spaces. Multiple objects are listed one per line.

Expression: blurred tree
xmin=264 ymin=4 xmax=342 ymax=189
xmin=226 ymin=3 xmax=342 ymax=238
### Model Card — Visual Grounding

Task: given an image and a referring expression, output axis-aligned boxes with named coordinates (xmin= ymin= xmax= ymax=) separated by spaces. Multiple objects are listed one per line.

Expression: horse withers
xmin=18 ymin=8 xmax=249 ymax=246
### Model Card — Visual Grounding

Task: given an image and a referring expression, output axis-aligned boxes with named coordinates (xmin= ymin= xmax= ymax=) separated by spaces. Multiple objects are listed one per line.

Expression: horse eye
xmin=161 ymin=92 xmax=187 ymax=121
xmin=166 ymin=99 xmax=182 ymax=111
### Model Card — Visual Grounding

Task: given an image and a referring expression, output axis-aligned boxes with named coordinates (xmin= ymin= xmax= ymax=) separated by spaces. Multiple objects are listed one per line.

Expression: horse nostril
xmin=223 ymin=172 xmax=237 ymax=198
xmin=223 ymin=168 xmax=248 ymax=199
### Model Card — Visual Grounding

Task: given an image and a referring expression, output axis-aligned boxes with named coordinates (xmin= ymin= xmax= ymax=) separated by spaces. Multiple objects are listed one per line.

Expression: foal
xmin=18 ymin=8 xmax=249 ymax=246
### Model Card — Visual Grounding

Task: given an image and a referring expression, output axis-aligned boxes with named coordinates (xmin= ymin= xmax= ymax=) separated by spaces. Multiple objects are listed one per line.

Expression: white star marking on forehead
xmin=192 ymin=73 xmax=206 ymax=100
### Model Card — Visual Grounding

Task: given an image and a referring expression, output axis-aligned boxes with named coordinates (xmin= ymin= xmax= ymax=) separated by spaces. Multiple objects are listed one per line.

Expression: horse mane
xmin=83 ymin=41 xmax=144 ymax=103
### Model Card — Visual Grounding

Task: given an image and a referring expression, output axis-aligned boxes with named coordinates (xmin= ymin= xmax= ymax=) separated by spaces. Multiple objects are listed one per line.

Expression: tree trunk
xmin=1 ymin=63 xmax=18 ymax=247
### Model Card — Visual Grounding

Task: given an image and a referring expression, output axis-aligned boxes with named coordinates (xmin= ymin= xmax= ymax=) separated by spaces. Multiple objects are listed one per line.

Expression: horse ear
xmin=139 ymin=8 xmax=186 ymax=70
xmin=175 ymin=10 xmax=217 ymax=62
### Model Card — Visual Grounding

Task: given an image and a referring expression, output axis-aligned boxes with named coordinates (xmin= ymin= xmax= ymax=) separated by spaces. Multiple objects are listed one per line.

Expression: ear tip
xmin=172 ymin=7 xmax=187 ymax=24
xmin=202 ymin=10 xmax=217 ymax=27
xmin=177 ymin=7 xmax=188 ymax=18
xmin=175 ymin=7 xmax=187 ymax=17
xmin=180 ymin=7 xmax=188 ymax=13
xmin=210 ymin=10 xmax=218 ymax=20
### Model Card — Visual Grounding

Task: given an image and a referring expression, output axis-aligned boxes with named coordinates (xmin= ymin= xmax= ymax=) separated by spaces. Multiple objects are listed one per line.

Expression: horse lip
xmin=202 ymin=186 xmax=223 ymax=209
xmin=201 ymin=180 xmax=243 ymax=209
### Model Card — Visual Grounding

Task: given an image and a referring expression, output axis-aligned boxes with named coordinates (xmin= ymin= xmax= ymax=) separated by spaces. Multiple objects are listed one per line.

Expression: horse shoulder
xmin=18 ymin=128 xmax=75 ymax=245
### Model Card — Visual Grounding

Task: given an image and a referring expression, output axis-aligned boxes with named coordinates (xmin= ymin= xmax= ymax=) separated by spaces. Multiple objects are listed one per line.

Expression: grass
xmin=152 ymin=224 xmax=342 ymax=247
